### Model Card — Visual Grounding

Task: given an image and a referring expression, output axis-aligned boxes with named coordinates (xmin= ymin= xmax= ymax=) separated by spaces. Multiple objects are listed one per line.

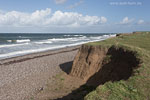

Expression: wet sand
xmin=0 ymin=46 xmax=80 ymax=100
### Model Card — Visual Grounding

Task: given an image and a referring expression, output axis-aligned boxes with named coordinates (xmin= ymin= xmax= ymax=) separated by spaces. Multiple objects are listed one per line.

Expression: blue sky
xmin=0 ymin=0 xmax=149 ymax=33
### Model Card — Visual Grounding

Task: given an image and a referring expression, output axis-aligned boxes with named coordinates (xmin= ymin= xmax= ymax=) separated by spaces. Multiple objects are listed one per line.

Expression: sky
xmin=0 ymin=0 xmax=149 ymax=33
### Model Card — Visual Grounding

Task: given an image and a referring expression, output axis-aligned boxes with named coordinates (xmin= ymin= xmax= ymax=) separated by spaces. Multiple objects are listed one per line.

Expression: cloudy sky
xmin=0 ymin=0 xmax=149 ymax=33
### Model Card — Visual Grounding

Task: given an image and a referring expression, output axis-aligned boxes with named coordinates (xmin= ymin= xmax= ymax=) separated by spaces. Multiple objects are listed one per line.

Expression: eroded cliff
xmin=57 ymin=32 xmax=150 ymax=100
xmin=70 ymin=45 xmax=108 ymax=80
xmin=70 ymin=44 xmax=140 ymax=86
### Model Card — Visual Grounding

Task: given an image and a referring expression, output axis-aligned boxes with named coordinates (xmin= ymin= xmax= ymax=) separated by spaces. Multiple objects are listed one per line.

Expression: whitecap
xmin=0 ymin=43 xmax=29 ymax=48
xmin=34 ymin=41 xmax=53 ymax=44
xmin=16 ymin=39 xmax=30 ymax=43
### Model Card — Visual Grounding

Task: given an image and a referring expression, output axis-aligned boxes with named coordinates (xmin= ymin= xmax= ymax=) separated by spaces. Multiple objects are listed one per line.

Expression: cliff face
xmin=60 ymin=32 xmax=150 ymax=100
xmin=70 ymin=45 xmax=108 ymax=80
xmin=70 ymin=45 xmax=140 ymax=86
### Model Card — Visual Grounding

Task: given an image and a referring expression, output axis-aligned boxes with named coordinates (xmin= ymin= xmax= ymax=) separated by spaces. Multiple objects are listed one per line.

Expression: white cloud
xmin=100 ymin=17 xmax=107 ymax=23
xmin=44 ymin=11 xmax=105 ymax=27
xmin=0 ymin=8 xmax=106 ymax=27
xmin=68 ymin=0 xmax=84 ymax=9
xmin=137 ymin=19 xmax=144 ymax=24
xmin=0 ymin=8 xmax=51 ymax=26
xmin=120 ymin=17 xmax=134 ymax=24
xmin=54 ymin=0 xmax=67 ymax=4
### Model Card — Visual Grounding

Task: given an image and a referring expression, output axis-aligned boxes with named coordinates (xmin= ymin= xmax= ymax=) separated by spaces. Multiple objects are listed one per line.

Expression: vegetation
xmin=85 ymin=32 xmax=150 ymax=100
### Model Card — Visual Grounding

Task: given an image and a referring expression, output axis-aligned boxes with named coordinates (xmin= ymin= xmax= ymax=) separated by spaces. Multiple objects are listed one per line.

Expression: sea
xmin=0 ymin=33 xmax=116 ymax=60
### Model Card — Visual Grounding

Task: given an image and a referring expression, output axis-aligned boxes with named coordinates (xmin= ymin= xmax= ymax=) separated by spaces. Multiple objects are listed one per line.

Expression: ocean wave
xmin=110 ymin=34 xmax=116 ymax=37
xmin=0 ymin=37 xmax=110 ymax=58
xmin=48 ymin=38 xmax=66 ymax=41
xmin=0 ymin=45 xmax=69 ymax=58
xmin=35 ymin=38 xmax=76 ymax=44
xmin=7 ymin=39 xmax=30 ymax=43
xmin=0 ymin=43 xmax=29 ymax=48
xmin=46 ymin=35 xmax=104 ymax=43
xmin=90 ymin=34 xmax=116 ymax=39
xmin=0 ymin=42 xmax=89 ymax=59
xmin=64 ymin=35 xmax=71 ymax=36
xmin=7 ymin=40 xmax=13 ymax=42
xmin=0 ymin=34 xmax=116 ymax=59
xmin=64 ymin=35 xmax=84 ymax=37
xmin=16 ymin=39 xmax=30 ymax=43
xmin=34 ymin=41 xmax=53 ymax=44
xmin=48 ymin=38 xmax=74 ymax=42
xmin=34 ymin=37 xmax=87 ymax=44
xmin=73 ymin=35 xmax=84 ymax=37
xmin=47 ymin=37 xmax=87 ymax=42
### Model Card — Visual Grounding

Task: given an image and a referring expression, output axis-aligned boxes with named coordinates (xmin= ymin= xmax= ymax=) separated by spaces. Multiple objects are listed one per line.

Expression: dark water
xmin=0 ymin=33 xmax=116 ymax=59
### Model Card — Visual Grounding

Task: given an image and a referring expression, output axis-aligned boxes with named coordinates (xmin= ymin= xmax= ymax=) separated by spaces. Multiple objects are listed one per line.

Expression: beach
xmin=0 ymin=33 xmax=116 ymax=100
xmin=0 ymin=46 xmax=80 ymax=100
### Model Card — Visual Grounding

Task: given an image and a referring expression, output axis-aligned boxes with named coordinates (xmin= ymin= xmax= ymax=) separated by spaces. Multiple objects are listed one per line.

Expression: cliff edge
xmin=69 ymin=32 xmax=150 ymax=100
xmin=70 ymin=45 xmax=140 ymax=86
xmin=70 ymin=45 xmax=108 ymax=80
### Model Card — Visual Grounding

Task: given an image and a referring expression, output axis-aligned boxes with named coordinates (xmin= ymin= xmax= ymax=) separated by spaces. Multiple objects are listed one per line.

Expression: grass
xmin=87 ymin=32 xmax=150 ymax=51
xmin=84 ymin=32 xmax=150 ymax=100
xmin=53 ymin=73 xmax=65 ymax=90
xmin=29 ymin=97 xmax=34 ymax=100
xmin=44 ymin=73 xmax=65 ymax=92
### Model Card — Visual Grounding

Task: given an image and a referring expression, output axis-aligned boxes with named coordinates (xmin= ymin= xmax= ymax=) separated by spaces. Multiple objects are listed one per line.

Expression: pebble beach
xmin=0 ymin=46 xmax=79 ymax=100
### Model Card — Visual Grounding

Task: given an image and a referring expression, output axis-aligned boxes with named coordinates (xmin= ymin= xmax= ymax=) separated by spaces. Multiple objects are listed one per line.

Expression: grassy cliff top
xmin=85 ymin=32 xmax=150 ymax=100
xmin=87 ymin=32 xmax=150 ymax=51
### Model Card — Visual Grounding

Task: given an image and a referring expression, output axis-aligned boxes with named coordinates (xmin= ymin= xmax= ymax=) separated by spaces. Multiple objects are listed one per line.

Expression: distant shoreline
xmin=0 ymin=45 xmax=80 ymax=63
xmin=0 ymin=33 xmax=116 ymax=60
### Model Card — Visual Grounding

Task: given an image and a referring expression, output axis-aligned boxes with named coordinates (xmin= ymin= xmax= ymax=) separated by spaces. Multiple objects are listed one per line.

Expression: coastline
xmin=0 ymin=45 xmax=80 ymax=100
xmin=0 ymin=45 xmax=80 ymax=65
xmin=0 ymin=33 xmax=116 ymax=60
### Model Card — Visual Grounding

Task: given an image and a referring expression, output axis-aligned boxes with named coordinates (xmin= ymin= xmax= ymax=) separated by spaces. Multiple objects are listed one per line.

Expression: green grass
xmin=84 ymin=32 xmax=150 ymax=100
xmin=87 ymin=32 xmax=150 ymax=51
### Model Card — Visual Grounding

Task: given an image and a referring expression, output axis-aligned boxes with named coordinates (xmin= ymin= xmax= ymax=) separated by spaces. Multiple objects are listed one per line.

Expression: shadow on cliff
xmin=86 ymin=47 xmax=140 ymax=87
xmin=59 ymin=61 xmax=73 ymax=74
xmin=56 ymin=47 xmax=140 ymax=100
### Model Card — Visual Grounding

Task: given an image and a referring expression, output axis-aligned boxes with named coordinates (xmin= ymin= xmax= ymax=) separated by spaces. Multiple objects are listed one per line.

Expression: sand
xmin=0 ymin=46 xmax=80 ymax=100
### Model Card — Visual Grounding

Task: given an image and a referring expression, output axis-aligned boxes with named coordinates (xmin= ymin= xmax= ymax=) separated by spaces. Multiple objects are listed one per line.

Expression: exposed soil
xmin=70 ymin=45 xmax=108 ymax=80
xmin=86 ymin=46 xmax=140 ymax=86
xmin=59 ymin=45 xmax=141 ymax=100
xmin=35 ymin=45 xmax=140 ymax=100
